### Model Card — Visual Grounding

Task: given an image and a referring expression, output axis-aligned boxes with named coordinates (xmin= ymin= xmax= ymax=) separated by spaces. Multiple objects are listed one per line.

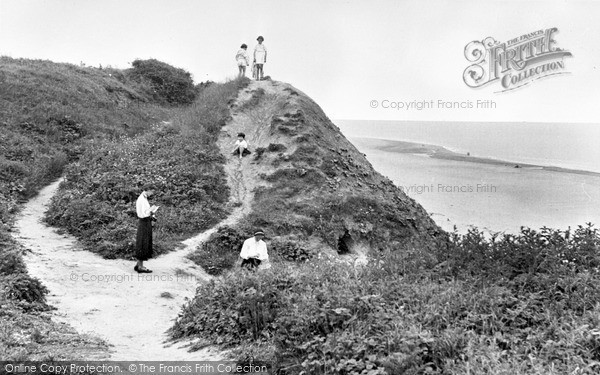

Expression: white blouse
xmin=254 ymin=44 xmax=267 ymax=64
xmin=240 ymin=237 xmax=269 ymax=260
xmin=136 ymin=192 xmax=152 ymax=219
xmin=235 ymin=139 xmax=248 ymax=149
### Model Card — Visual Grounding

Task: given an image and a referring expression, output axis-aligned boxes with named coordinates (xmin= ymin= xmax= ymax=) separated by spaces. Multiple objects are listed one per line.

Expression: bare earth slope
xmin=217 ymin=79 xmax=447 ymax=255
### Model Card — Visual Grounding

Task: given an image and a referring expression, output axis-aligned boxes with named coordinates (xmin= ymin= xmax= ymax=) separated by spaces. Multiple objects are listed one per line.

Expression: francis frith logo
xmin=463 ymin=28 xmax=572 ymax=92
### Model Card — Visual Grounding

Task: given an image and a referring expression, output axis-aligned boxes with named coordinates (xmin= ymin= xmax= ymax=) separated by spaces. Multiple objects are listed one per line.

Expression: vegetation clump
xmin=187 ymin=226 xmax=247 ymax=275
xmin=0 ymin=57 xmax=234 ymax=359
xmin=127 ymin=59 xmax=198 ymax=105
xmin=173 ymin=224 xmax=600 ymax=374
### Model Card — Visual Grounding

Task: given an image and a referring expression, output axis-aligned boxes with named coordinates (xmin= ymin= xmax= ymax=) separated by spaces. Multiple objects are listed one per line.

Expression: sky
xmin=1 ymin=0 xmax=599 ymax=123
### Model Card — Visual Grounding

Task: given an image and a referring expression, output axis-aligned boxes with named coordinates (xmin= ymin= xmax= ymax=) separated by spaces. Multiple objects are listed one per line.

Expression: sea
xmin=335 ymin=120 xmax=600 ymax=234
xmin=336 ymin=120 xmax=600 ymax=174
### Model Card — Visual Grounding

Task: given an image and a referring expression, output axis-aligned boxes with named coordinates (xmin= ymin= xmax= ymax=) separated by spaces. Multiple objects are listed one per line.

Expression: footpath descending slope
xmin=12 ymin=82 xmax=261 ymax=361
xmin=12 ymin=81 xmax=265 ymax=360
xmin=15 ymin=179 xmax=229 ymax=360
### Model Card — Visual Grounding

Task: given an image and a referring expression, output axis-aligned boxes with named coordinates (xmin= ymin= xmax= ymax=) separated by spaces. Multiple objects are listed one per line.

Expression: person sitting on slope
xmin=232 ymin=132 xmax=251 ymax=158
xmin=240 ymin=229 xmax=269 ymax=270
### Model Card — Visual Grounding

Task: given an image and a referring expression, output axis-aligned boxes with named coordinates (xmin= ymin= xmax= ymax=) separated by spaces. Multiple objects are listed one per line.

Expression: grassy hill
xmin=0 ymin=56 xmax=194 ymax=359
xmin=2 ymin=57 xmax=600 ymax=373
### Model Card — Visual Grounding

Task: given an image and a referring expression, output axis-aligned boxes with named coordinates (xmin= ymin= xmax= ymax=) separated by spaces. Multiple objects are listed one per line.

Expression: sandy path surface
xmin=13 ymin=80 xmax=284 ymax=361
xmin=217 ymin=80 xmax=288 ymax=215
xmin=15 ymin=178 xmax=232 ymax=360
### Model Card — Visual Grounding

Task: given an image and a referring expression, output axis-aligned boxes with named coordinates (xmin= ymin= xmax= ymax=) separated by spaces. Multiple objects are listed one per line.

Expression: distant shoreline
xmin=352 ymin=137 xmax=600 ymax=178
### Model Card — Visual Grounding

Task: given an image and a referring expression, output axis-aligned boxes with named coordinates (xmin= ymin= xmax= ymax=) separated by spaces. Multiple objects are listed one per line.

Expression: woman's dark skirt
xmin=135 ymin=217 xmax=153 ymax=261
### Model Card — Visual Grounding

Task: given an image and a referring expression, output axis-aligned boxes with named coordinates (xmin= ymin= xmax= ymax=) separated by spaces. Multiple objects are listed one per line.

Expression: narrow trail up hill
xmin=11 ymin=83 xmax=271 ymax=360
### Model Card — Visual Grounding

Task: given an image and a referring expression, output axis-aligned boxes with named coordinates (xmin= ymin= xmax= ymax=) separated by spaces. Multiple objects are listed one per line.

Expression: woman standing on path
xmin=235 ymin=44 xmax=250 ymax=78
xmin=135 ymin=185 xmax=159 ymax=273
xmin=253 ymin=36 xmax=267 ymax=80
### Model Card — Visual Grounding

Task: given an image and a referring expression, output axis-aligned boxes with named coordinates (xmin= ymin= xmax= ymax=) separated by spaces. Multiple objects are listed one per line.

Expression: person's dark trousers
xmin=241 ymin=258 xmax=261 ymax=270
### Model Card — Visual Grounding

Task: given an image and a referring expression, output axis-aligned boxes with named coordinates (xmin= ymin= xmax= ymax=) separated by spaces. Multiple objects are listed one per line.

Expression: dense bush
xmin=1 ymin=274 xmax=48 ymax=304
xmin=270 ymin=238 xmax=313 ymax=262
xmin=128 ymin=59 xmax=197 ymax=105
xmin=172 ymin=224 xmax=600 ymax=374
xmin=441 ymin=224 xmax=600 ymax=280
xmin=187 ymin=226 xmax=247 ymax=275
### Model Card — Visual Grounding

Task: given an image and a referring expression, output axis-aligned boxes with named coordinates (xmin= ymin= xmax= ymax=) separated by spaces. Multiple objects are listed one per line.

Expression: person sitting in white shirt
xmin=232 ymin=132 xmax=251 ymax=158
xmin=240 ymin=229 xmax=269 ymax=270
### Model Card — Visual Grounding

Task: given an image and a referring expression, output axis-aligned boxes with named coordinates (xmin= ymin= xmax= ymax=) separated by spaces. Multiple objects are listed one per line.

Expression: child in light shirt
xmin=232 ymin=132 xmax=250 ymax=158
xmin=236 ymin=44 xmax=250 ymax=78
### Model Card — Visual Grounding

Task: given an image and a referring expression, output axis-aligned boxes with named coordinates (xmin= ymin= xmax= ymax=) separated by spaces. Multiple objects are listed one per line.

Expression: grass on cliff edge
xmin=172 ymin=224 xmax=600 ymax=375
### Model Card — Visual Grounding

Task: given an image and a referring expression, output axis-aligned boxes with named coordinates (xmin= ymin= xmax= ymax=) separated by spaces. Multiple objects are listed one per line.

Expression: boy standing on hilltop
xmin=253 ymin=36 xmax=267 ymax=80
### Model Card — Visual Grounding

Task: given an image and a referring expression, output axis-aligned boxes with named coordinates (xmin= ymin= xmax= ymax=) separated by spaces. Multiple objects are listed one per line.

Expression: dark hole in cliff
xmin=337 ymin=229 xmax=353 ymax=254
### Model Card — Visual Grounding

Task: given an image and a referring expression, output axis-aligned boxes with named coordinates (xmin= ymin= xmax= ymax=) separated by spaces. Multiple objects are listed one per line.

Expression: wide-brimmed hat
xmin=254 ymin=229 xmax=265 ymax=236
xmin=257 ymin=36 xmax=264 ymax=41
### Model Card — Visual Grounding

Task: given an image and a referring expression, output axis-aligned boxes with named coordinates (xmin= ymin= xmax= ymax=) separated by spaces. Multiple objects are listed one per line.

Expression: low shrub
xmin=1 ymin=273 xmax=48 ymax=304
xmin=253 ymin=147 xmax=267 ymax=161
xmin=267 ymin=143 xmax=286 ymax=152
xmin=187 ymin=226 xmax=247 ymax=276
xmin=0 ymin=250 xmax=26 ymax=275
xmin=269 ymin=238 xmax=313 ymax=262
xmin=441 ymin=224 xmax=600 ymax=280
